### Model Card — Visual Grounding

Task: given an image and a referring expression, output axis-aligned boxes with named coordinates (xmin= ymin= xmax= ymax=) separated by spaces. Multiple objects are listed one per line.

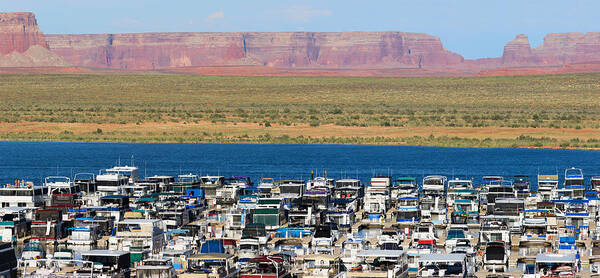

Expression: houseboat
xmin=363 ymin=176 xmax=391 ymax=222
xmin=109 ymin=219 xmax=165 ymax=264
xmin=136 ymin=258 xmax=177 ymax=278
xmin=240 ymin=255 xmax=291 ymax=278
xmin=417 ymin=253 xmax=468 ymax=278
xmin=44 ymin=176 xmax=80 ymax=197
xmin=347 ymin=250 xmax=409 ymax=278
xmin=483 ymin=241 xmax=509 ymax=272
xmin=0 ymin=180 xmax=46 ymax=210
xmin=537 ymin=174 xmax=559 ymax=201
xmin=96 ymin=170 xmax=129 ymax=194
xmin=80 ymin=250 xmax=131 ymax=278
xmin=421 ymin=176 xmax=447 ymax=224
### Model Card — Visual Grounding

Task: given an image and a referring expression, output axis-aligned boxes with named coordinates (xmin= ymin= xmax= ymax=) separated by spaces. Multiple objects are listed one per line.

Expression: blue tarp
xmin=397 ymin=197 xmax=418 ymax=201
xmin=559 ymin=245 xmax=576 ymax=250
xmin=275 ymin=228 xmax=312 ymax=238
xmin=566 ymin=212 xmax=589 ymax=217
xmin=101 ymin=195 xmax=128 ymax=199
xmin=560 ymin=237 xmax=575 ymax=244
xmin=552 ymin=199 xmax=589 ymax=203
xmin=397 ymin=218 xmax=419 ymax=222
xmin=200 ymin=240 xmax=225 ymax=254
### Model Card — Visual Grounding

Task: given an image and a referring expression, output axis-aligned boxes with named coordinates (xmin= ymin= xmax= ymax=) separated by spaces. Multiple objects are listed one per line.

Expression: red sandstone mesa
xmin=1 ymin=12 xmax=600 ymax=75
xmin=44 ymin=32 xmax=464 ymax=70
xmin=0 ymin=12 xmax=66 ymax=67
xmin=0 ymin=12 xmax=48 ymax=54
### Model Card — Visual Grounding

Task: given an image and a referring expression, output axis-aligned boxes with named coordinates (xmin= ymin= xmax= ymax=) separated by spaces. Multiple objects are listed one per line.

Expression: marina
xmin=0 ymin=142 xmax=598 ymax=277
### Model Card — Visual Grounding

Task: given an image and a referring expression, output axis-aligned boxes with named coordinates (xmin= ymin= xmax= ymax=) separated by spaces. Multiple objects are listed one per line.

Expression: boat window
xmin=16 ymin=191 xmax=33 ymax=196
xmin=96 ymin=180 xmax=120 ymax=187
xmin=485 ymin=246 xmax=505 ymax=261
xmin=118 ymin=224 xmax=142 ymax=232
xmin=447 ymin=229 xmax=465 ymax=240
xmin=240 ymin=244 xmax=259 ymax=250
xmin=243 ymin=225 xmax=266 ymax=238
xmin=490 ymin=233 xmax=504 ymax=241
xmin=565 ymin=179 xmax=584 ymax=186
xmin=85 ymin=255 xmax=118 ymax=267
xmin=314 ymin=226 xmax=331 ymax=238
xmin=281 ymin=185 xmax=302 ymax=194
xmin=424 ymin=179 xmax=443 ymax=185
xmin=417 ymin=227 xmax=430 ymax=233
xmin=0 ymin=248 xmax=17 ymax=271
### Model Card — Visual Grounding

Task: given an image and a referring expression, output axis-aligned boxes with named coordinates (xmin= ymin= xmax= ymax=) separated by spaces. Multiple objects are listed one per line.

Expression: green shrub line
xmin=1 ymin=132 xmax=598 ymax=149
xmin=0 ymin=73 xmax=598 ymax=148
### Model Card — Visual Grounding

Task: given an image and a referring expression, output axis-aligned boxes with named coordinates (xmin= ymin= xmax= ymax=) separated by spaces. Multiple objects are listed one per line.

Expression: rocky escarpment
xmin=2 ymin=12 xmax=600 ymax=74
xmin=502 ymin=34 xmax=537 ymax=65
xmin=534 ymin=32 xmax=600 ymax=65
xmin=0 ymin=12 xmax=66 ymax=67
xmin=45 ymin=32 xmax=464 ymax=70
xmin=500 ymin=32 xmax=600 ymax=66
xmin=0 ymin=12 xmax=48 ymax=54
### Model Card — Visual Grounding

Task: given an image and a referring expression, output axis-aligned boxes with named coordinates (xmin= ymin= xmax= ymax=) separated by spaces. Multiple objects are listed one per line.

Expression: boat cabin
xmin=0 ymin=180 xmax=46 ymax=209
xmin=136 ymin=258 xmax=177 ymax=278
xmin=534 ymin=253 xmax=577 ymax=277
xmin=240 ymin=255 xmax=290 ymax=278
xmin=79 ymin=250 xmax=131 ymax=277
xmin=347 ymin=250 xmax=408 ymax=278
xmin=417 ymin=253 xmax=467 ymax=278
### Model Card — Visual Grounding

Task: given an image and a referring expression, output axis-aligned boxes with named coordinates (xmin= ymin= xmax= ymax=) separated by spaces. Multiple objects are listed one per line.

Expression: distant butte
xmin=1 ymin=12 xmax=600 ymax=76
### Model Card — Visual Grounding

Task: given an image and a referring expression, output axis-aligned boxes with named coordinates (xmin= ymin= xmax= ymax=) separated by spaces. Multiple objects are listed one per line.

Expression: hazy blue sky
xmin=3 ymin=0 xmax=598 ymax=59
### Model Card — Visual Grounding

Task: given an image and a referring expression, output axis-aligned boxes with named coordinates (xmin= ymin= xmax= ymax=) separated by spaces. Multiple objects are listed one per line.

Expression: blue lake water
xmin=0 ymin=141 xmax=598 ymax=187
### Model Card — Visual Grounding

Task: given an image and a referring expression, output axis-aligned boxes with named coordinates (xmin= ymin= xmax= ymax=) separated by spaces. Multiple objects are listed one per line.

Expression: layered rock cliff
xmin=534 ymin=32 xmax=600 ymax=65
xmin=45 ymin=31 xmax=464 ymax=69
xmin=502 ymin=34 xmax=536 ymax=65
xmin=0 ymin=12 xmax=67 ymax=67
xmin=1 ymin=12 xmax=600 ymax=74
xmin=499 ymin=32 xmax=600 ymax=67
xmin=0 ymin=12 xmax=48 ymax=54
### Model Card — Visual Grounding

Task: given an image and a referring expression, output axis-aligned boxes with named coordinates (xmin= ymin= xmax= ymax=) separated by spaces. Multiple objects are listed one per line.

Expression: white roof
xmin=424 ymin=175 xmax=446 ymax=180
xmin=449 ymin=179 xmax=472 ymax=183
xmin=117 ymin=219 xmax=161 ymax=224
xmin=107 ymin=166 xmax=138 ymax=171
xmin=356 ymin=250 xmax=405 ymax=257
xmin=97 ymin=173 xmax=126 ymax=181
xmin=536 ymin=254 xmax=576 ymax=263
xmin=419 ymin=254 xmax=466 ymax=263
xmin=0 ymin=207 xmax=31 ymax=213
xmin=336 ymin=179 xmax=360 ymax=182
xmin=81 ymin=250 xmax=129 ymax=256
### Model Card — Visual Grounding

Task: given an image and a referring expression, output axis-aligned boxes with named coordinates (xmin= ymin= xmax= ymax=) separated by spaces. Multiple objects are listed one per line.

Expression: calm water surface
xmin=0 ymin=141 xmax=598 ymax=187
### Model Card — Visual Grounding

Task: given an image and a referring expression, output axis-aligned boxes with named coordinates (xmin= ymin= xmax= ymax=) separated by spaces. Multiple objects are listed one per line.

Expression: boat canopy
xmin=248 ymin=255 xmax=285 ymax=263
xmin=356 ymin=250 xmax=405 ymax=258
xmin=536 ymin=254 xmax=576 ymax=263
xmin=420 ymin=253 xmax=466 ymax=263
xmin=200 ymin=240 xmax=225 ymax=254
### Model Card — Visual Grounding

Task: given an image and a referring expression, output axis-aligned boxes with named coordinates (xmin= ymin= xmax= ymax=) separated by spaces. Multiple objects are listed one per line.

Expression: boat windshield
xmin=447 ymin=229 xmax=465 ymax=240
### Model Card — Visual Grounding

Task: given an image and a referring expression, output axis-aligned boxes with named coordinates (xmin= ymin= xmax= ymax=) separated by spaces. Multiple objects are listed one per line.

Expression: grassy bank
xmin=0 ymin=73 xmax=598 ymax=148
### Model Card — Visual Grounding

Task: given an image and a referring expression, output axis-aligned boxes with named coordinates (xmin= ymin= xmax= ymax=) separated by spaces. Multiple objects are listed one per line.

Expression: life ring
xmin=476 ymin=250 xmax=483 ymax=256
xmin=548 ymin=235 xmax=553 ymax=241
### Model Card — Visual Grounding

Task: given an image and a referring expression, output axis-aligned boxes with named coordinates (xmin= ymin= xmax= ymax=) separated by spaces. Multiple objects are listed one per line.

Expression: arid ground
xmin=0 ymin=73 xmax=598 ymax=148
